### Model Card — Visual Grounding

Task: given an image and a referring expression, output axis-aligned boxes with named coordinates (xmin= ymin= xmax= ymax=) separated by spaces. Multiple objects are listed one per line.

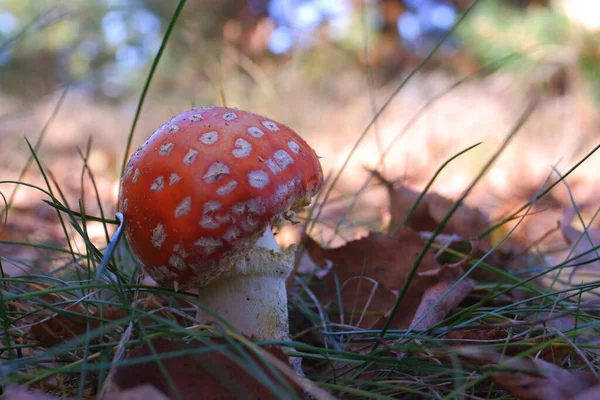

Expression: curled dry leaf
xmin=377 ymin=175 xmax=515 ymax=282
xmin=457 ymin=348 xmax=600 ymax=400
xmin=409 ymin=276 xmax=475 ymax=331
xmin=305 ymin=229 xmax=474 ymax=330
xmin=109 ymin=338 xmax=302 ymax=400
xmin=408 ymin=251 xmax=477 ymax=330
xmin=446 ymin=327 xmax=509 ymax=344
xmin=28 ymin=291 xmax=194 ymax=346
xmin=29 ymin=305 xmax=127 ymax=345
xmin=373 ymin=171 xmax=490 ymax=246
xmin=573 ymin=384 xmax=600 ymax=400
xmin=102 ymin=384 xmax=169 ymax=400
xmin=3 ymin=386 xmax=72 ymax=400
xmin=424 ymin=192 xmax=491 ymax=248
xmin=2 ymin=383 xmax=168 ymax=400
xmin=447 ymin=324 xmax=576 ymax=367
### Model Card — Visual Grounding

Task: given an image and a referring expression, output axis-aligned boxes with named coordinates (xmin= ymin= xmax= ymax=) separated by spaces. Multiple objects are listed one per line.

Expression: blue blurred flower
xmin=0 ymin=11 xmax=18 ymax=36
xmin=397 ymin=0 xmax=457 ymax=50
xmin=268 ymin=26 xmax=294 ymax=54
xmin=431 ymin=3 xmax=456 ymax=30
xmin=397 ymin=12 xmax=421 ymax=42
xmin=101 ymin=11 xmax=127 ymax=47
xmin=115 ymin=44 xmax=146 ymax=68
xmin=264 ymin=0 xmax=351 ymax=54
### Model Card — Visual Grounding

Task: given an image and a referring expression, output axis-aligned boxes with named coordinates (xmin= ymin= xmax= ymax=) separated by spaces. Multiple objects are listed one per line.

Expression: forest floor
xmin=2 ymin=62 xmax=600 ymax=399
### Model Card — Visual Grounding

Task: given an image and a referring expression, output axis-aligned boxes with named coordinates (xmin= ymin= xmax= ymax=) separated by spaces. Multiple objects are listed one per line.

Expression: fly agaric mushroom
xmin=119 ymin=106 xmax=323 ymax=341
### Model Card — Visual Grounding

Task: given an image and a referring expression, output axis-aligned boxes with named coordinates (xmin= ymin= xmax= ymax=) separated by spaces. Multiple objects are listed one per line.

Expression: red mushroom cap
xmin=119 ymin=106 xmax=324 ymax=288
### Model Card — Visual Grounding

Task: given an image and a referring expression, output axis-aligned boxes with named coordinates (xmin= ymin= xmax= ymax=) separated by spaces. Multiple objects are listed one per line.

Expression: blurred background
xmin=1 ymin=0 xmax=600 ymax=272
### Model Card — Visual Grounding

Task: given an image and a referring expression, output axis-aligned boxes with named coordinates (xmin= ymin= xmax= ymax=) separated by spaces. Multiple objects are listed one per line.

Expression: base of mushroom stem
xmin=195 ymin=274 xmax=289 ymax=341
xmin=194 ymin=244 xmax=295 ymax=342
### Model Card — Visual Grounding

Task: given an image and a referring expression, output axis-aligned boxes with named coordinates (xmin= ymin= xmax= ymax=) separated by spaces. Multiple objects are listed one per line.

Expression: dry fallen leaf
xmin=408 ymin=250 xmax=477 ymax=330
xmin=110 ymin=337 xmax=302 ymax=400
xmin=447 ymin=326 xmax=574 ymax=366
xmin=446 ymin=327 xmax=509 ymax=344
xmin=425 ymin=192 xmax=491 ymax=248
xmin=305 ymin=229 xmax=474 ymax=330
xmin=409 ymin=276 xmax=475 ymax=330
xmin=492 ymin=357 xmax=600 ymax=400
xmin=29 ymin=305 xmax=127 ymax=345
xmin=539 ymin=207 xmax=600 ymax=297
xmin=3 ymin=386 xmax=70 ymax=400
xmin=27 ymin=291 xmax=194 ymax=346
xmin=307 ymin=229 xmax=439 ymax=291
xmin=103 ymin=384 xmax=169 ymax=400
xmin=373 ymin=172 xmax=490 ymax=247
xmin=375 ymin=175 xmax=516 ymax=283
xmin=305 ymin=230 xmax=436 ymax=329
xmin=573 ymin=384 xmax=600 ymax=400
xmin=458 ymin=348 xmax=600 ymax=400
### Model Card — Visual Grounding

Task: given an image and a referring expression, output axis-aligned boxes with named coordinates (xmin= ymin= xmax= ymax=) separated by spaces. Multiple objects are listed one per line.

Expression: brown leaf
xmin=384 ymin=181 xmax=490 ymax=247
xmin=492 ymin=360 xmax=599 ymax=400
xmin=306 ymin=229 xmax=453 ymax=330
xmin=426 ymin=192 xmax=490 ymax=246
xmin=409 ymin=276 xmax=475 ymax=330
xmin=574 ymin=384 xmax=600 ymax=400
xmin=28 ymin=291 xmax=193 ymax=346
xmin=322 ymin=275 xmax=399 ymax=330
xmin=103 ymin=384 xmax=169 ymax=400
xmin=29 ymin=306 xmax=127 ymax=345
xmin=387 ymin=185 xmax=437 ymax=232
xmin=448 ymin=325 xmax=576 ymax=366
xmin=308 ymin=229 xmax=439 ymax=290
xmin=110 ymin=338 xmax=303 ymax=400
xmin=383 ymin=182 xmax=514 ymax=282
xmin=458 ymin=348 xmax=600 ymax=400
xmin=446 ymin=327 xmax=508 ymax=343
xmin=3 ymin=386 xmax=73 ymax=400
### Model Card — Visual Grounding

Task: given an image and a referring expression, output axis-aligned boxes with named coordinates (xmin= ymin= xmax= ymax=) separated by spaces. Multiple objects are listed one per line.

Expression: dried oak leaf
xmin=29 ymin=305 xmax=127 ymax=345
xmin=377 ymin=176 xmax=517 ymax=283
xmin=458 ymin=348 xmax=600 ymax=400
xmin=110 ymin=337 xmax=302 ymax=400
xmin=574 ymin=384 xmax=600 ymax=400
xmin=306 ymin=229 xmax=465 ymax=330
xmin=447 ymin=327 xmax=509 ymax=344
xmin=409 ymin=276 xmax=475 ymax=330
xmin=381 ymin=180 xmax=491 ymax=249
xmin=406 ymin=253 xmax=477 ymax=330
xmin=447 ymin=327 xmax=573 ymax=365
xmin=103 ymin=384 xmax=169 ymax=400
xmin=28 ymin=290 xmax=193 ymax=346
xmin=3 ymin=386 xmax=71 ymax=400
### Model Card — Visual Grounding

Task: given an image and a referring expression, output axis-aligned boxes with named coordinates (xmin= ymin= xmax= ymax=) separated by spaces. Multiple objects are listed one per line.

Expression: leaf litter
xmin=294 ymin=167 xmax=600 ymax=398
xmin=3 ymin=119 xmax=600 ymax=398
xmin=10 ymin=171 xmax=600 ymax=399
xmin=456 ymin=348 xmax=600 ymax=400
xmin=4 ymin=384 xmax=169 ymax=400
xmin=106 ymin=337 xmax=303 ymax=400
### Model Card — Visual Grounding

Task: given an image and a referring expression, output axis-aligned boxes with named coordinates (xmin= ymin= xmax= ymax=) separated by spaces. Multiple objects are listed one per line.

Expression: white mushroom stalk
xmin=195 ymin=226 xmax=294 ymax=341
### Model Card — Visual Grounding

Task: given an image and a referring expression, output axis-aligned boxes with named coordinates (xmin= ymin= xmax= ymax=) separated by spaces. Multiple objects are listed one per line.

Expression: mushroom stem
xmin=195 ymin=225 xmax=293 ymax=341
